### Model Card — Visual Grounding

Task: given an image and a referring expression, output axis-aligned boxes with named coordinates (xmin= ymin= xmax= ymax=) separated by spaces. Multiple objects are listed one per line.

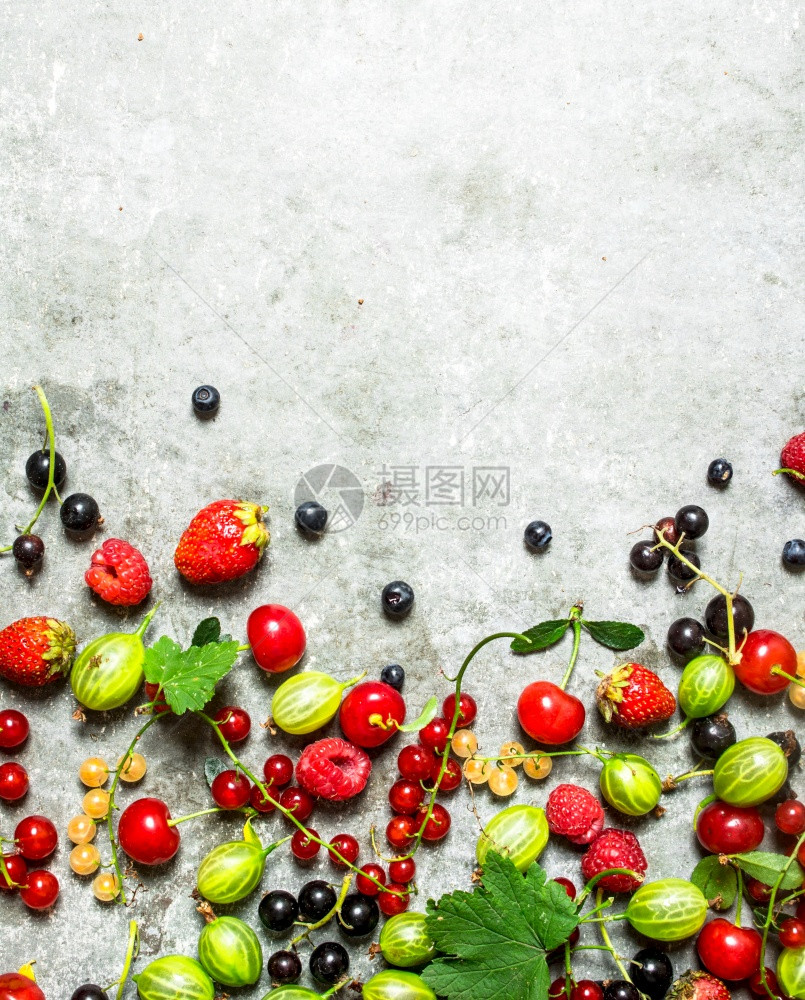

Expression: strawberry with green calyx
xmin=0 ymin=617 xmax=76 ymax=687
xmin=775 ymin=431 xmax=805 ymax=484
xmin=667 ymin=971 xmax=731 ymax=1000
xmin=174 ymin=500 xmax=269 ymax=585
xmin=596 ymin=662 xmax=676 ymax=728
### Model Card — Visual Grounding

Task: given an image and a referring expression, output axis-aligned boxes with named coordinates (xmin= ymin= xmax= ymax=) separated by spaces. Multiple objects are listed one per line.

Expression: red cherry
xmin=144 ymin=681 xmax=172 ymax=714
xmin=213 ymin=706 xmax=251 ymax=743
xmin=442 ymin=693 xmax=477 ymax=728
xmin=249 ymin=784 xmax=276 ymax=813
xmin=279 ymin=786 xmax=315 ymax=821
xmin=416 ymin=803 xmax=451 ymax=842
xmin=549 ymin=979 xmax=568 ymax=999
xmin=697 ymin=918 xmax=763 ymax=981
xmin=429 ymin=757 xmax=462 ymax=792
xmin=419 ymin=718 xmax=450 ymax=754
xmin=0 ymin=709 xmax=29 ymax=749
xmin=356 ymin=863 xmax=387 ymax=896
xmin=389 ymin=779 xmax=426 ymax=815
xmin=211 ymin=770 xmax=251 ymax=809
xmin=117 ymin=797 xmax=181 ymax=865
xmin=328 ymin=833 xmax=360 ymax=867
xmin=749 ymin=968 xmax=781 ymax=997
xmin=386 ymin=815 xmax=416 ymax=850
xmin=291 ymin=827 xmax=320 ymax=861
xmin=776 ymin=799 xmax=805 ymax=836
xmin=340 ymin=681 xmax=407 ymax=748
xmin=745 ymin=877 xmax=773 ymax=904
xmin=264 ymin=754 xmax=294 ymax=789
xmin=735 ymin=629 xmax=798 ymax=695
xmin=553 ymin=877 xmax=577 ymax=900
xmin=0 ymin=852 xmax=27 ymax=891
xmin=14 ymin=815 xmax=57 ymax=861
xmin=379 ymin=881 xmax=410 ymax=916
xmin=0 ymin=972 xmax=46 ymax=1000
xmin=696 ymin=801 xmax=765 ymax=854
xmin=398 ymin=744 xmax=436 ymax=782
xmin=571 ymin=982 xmax=604 ymax=1000
xmin=0 ymin=762 xmax=28 ymax=802
xmin=517 ymin=681 xmax=585 ymax=745
xmin=19 ymin=869 xmax=59 ymax=910
xmin=247 ymin=604 xmax=306 ymax=674
xmin=388 ymin=857 xmax=415 ymax=883
xmin=779 ymin=917 xmax=805 ymax=949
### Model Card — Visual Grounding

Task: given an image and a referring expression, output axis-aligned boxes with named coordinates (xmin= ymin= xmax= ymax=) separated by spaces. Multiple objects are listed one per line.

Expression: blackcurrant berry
xmin=783 ymin=539 xmax=805 ymax=568
xmin=674 ymin=504 xmax=709 ymax=539
xmin=691 ymin=714 xmax=736 ymax=760
xmin=258 ymin=889 xmax=299 ymax=932
xmin=12 ymin=534 xmax=45 ymax=575
xmin=381 ymin=580 xmax=414 ymax=619
xmin=524 ymin=520 xmax=552 ymax=551
xmin=380 ymin=663 xmax=405 ymax=690
xmin=667 ymin=548 xmax=700 ymax=581
xmin=629 ymin=948 xmax=673 ymax=999
xmin=629 ymin=540 xmax=663 ymax=573
xmin=704 ymin=593 xmax=754 ymax=640
xmin=295 ymin=500 xmax=328 ymax=536
xmin=191 ymin=384 xmax=220 ymax=416
xmin=603 ymin=982 xmax=640 ymax=1000
xmin=60 ymin=493 xmax=101 ymax=534
xmin=70 ymin=987 xmax=108 ymax=1000
xmin=767 ymin=730 xmax=802 ymax=768
xmin=772 ymin=780 xmax=798 ymax=806
xmin=298 ymin=880 xmax=337 ymax=922
xmin=337 ymin=892 xmax=379 ymax=937
xmin=267 ymin=950 xmax=302 ymax=985
xmin=707 ymin=458 xmax=733 ymax=486
xmin=25 ymin=449 xmax=67 ymax=490
xmin=309 ymin=941 xmax=350 ymax=984
xmin=666 ymin=617 xmax=705 ymax=661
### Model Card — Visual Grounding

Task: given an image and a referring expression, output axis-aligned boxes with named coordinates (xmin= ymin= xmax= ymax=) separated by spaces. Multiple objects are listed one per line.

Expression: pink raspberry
xmin=546 ymin=784 xmax=605 ymax=845
xmin=85 ymin=538 xmax=152 ymax=606
xmin=581 ymin=829 xmax=647 ymax=892
xmin=296 ymin=738 xmax=371 ymax=802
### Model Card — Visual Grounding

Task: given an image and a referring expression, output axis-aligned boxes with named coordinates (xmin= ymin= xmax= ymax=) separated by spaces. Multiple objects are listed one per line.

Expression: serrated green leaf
xmin=510 ymin=620 xmax=570 ymax=653
xmin=690 ymin=856 xmax=738 ymax=910
xmin=204 ymin=757 xmax=228 ymax=787
xmin=192 ymin=617 xmax=222 ymax=647
xmin=581 ymin=619 xmax=645 ymax=650
xmin=398 ymin=696 xmax=439 ymax=732
xmin=733 ymin=851 xmax=805 ymax=889
xmin=143 ymin=638 xmax=240 ymax=715
xmin=422 ymin=851 xmax=578 ymax=1000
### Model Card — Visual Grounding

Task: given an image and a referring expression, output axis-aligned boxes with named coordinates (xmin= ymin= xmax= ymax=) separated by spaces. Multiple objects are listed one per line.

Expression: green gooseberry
xmin=678 ymin=654 xmax=735 ymax=718
xmin=599 ymin=753 xmax=662 ymax=816
xmin=625 ymin=878 xmax=708 ymax=941
xmin=362 ymin=970 xmax=438 ymax=1000
xmin=713 ymin=736 xmax=788 ymax=807
xmin=379 ymin=912 xmax=437 ymax=968
xmin=197 ymin=826 xmax=282 ymax=904
xmin=197 ymin=914 xmax=262 ymax=987
xmin=476 ymin=804 xmax=549 ymax=872
xmin=271 ymin=670 xmax=363 ymax=735
xmin=133 ymin=956 xmax=214 ymax=1000
xmin=778 ymin=947 xmax=805 ymax=999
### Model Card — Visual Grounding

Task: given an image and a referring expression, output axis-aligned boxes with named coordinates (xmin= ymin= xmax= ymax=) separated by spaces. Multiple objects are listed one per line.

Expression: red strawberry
xmin=0 ymin=617 xmax=76 ymax=687
xmin=581 ymin=828 xmax=647 ymax=892
xmin=596 ymin=662 xmax=676 ymax=728
xmin=296 ymin=737 xmax=372 ymax=801
xmin=780 ymin=431 xmax=805 ymax=483
xmin=174 ymin=500 xmax=269 ymax=585
xmin=667 ymin=971 xmax=731 ymax=1000
xmin=546 ymin=784 xmax=605 ymax=845
xmin=85 ymin=538 xmax=152 ymax=606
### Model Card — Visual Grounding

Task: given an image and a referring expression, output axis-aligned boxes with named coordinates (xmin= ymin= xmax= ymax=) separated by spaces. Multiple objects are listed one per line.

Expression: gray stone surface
xmin=1 ymin=1 xmax=804 ymax=995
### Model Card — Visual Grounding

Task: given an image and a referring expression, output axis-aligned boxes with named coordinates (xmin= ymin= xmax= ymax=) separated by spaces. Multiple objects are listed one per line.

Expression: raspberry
xmin=296 ymin=738 xmax=371 ymax=802
xmin=781 ymin=431 xmax=805 ymax=481
xmin=546 ymin=784 xmax=605 ymax=845
xmin=85 ymin=539 xmax=152 ymax=606
xmin=581 ymin=829 xmax=647 ymax=892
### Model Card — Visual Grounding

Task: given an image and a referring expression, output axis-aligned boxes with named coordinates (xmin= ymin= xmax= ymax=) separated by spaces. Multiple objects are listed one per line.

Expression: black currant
xmin=258 ymin=889 xmax=299 ymax=932
xmin=707 ymin=458 xmax=733 ymax=486
xmin=298 ymin=880 xmax=337 ymax=922
xmin=295 ymin=500 xmax=328 ymax=536
xmin=12 ymin=534 xmax=45 ymax=575
xmin=691 ymin=714 xmax=736 ymax=760
xmin=654 ymin=516 xmax=680 ymax=546
xmin=25 ymin=449 xmax=67 ymax=490
xmin=381 ymin=580 xmax=414 ymax=619
xmin=380 ymin=663 xmax=405 ymax=690
xmin=191 ymin=384 xmax=220 ymax=416
xmin=60 ymin=493 xmax=101 ymax=534
xmin=767 ymin=730 xmax=802 ymax=768
xmin=629 ymin=948 xmax=673 ymax=999
xmin=783 ymin=539 xmax=805 ymax=568
xmin=674 ymin=504 xmax=709 ymax=539
xmin=524 ymin=520 xmax=552 ymax=551
xmin=666 ymin=617 xmax=705 ymax=661
xmin=309 ymin=941 xmax=350 ymax=984
xmin=70 ymin=988 xmax=108 ymax=1000
xmin=267 ymin=950 xmax=302 ymax=985
xmin=603 ymin=982 xmax=640 ymax=1000
xmin=704 ymin=593 xmax=754 ymax=640
xmin=629 ymin=540 xmax=663 ymax=573
xmin=772 ymin=780 xmax=798 ymax=805
xmin=337 ymin=892 xmax=379 ymax=937
xmin=667 ymin=549 xmax=700 ymax=581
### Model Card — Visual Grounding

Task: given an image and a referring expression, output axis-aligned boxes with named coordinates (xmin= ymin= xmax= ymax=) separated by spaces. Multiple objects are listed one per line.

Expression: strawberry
xmin=85 ymin=538 xmax=152 ymax=606
xmin=596 ymin=661 xmax=676 ymax=728
xmin=779 ymin=431 xmax=805 ymax=483
xmin=0 ymin=617 xmax=76 ymax=687
xmin=174 ymin=500 xmax=269 ymax=585
xmin=546 ymin=784 xmax=605 ymax=844
xmin=580 ymin=828 xmax=647 ymax=892
xmin=667 ymin=971 xmax=731 ymax=1000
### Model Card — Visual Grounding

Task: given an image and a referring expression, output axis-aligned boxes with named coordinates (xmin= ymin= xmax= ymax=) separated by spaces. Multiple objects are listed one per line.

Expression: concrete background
xmin=1 ymin=0 xmax=804 ymax=995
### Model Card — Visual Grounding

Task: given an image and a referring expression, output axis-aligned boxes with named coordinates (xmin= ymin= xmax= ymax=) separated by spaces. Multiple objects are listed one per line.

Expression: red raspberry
xmin=581 ymin=829 xmax=647 ymax=892
xmin=85 ymin=539 xmax=152 ymax=606
xmin=296 ymin=738 xmax=371 ymax=802
xmin=546 ymin=784 xmax=605 ymax=845
xmin=781 ymin=431 xmax=805 ymax=482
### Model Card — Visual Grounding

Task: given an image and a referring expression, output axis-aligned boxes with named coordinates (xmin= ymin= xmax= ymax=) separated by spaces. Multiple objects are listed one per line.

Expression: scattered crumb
xmin=358 ymin=299 xmax=364 ymax=305
xmin=118 ymin=206 xmax=123 ymax=211
xmin=602 ymin=256 xmax=607 ymax=261
xmin=138 ymin=33 xmax=144 ymax=41
xmin=724 ymin=71 xmax=728 ymax=75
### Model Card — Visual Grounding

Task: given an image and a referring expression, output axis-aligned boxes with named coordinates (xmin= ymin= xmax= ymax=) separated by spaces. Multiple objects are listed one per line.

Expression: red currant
xmin=696 ymin=801 xmax=764 ymax=854
xmin=745 ymin=877 xmax=772 ymax=904
xmin=279 ymin=786 xmax=315 ymax=821
xmin=696 ymin=918 xmax=762 ymax=981
xmin=0 ymin=852 xmax=27 ymax=891
xmin=749 ymin=968 xmax=781 ymax=997
xmin=0 ymin=709 xmax=29 ymax=749
xmin=264 ymin=754 xmax=294 ymax=789
xmin=386 ymin=815 xmax=416 ymax=850
xmin=211 ymin=770 xmax=251 ymax=810
xmin=117 ymin=797 xmax=180 ymax=865
xmin=356 ymin=863 xmax=386 ymax=896
xmin=340 ymin=681 xmax=406 ymax=748
xmin=779 ymin=917 xmax=805 ymax=949
xmin=19 ymin=869 xmax=59 ymax=909
xmin=553 ymin=877 xmax=577 ymax=900
xmin=419 ymin=718 xmax=450 ymax=754
xmin=213 ymin=706 xmax=251 ymax=743
xmin=0 ymin=762 xmax=28 ymax=801
xmin=734 ymin=629 xmax=798 ymax=695
xmin=379 ymin=882 xmax=410 ymax=916
xmin=249 ymin=784 xmax=276 ymax=813
xmin=429 ymin=757 xmax=462 ymax=792
xmin=291 ymin=828 xmax=320 ymax=861
xmin=398 ymin=744 xmax=436 ymax=782
xmin=14 ymin=815 xmax=57 ymax=861
xmin=442 ymin=693 xmax=477 ymax=728
xmin=517 ymin=681 xmax=585 ymax=745
xmin=328 ymin=833 xmax=360 ymax=867
xmin=248 ymin=604 xmax=306 ymax=673
xmin=144 ymin=681 xmax=171 ymax=715
xmin=388 ymin=857 xmax=415 ymax=883
xmin=776 ymin=799 xmax=805 ymax=836
xmin=549 ymin=979 xmax=568 ymax=999
xmin=416 ymin=803 xmax=451 ymax=841
xmin=389 ymin=778 xmax=426 ymax=815
xmin=571 ymin=982 xmax=604 ymax=1000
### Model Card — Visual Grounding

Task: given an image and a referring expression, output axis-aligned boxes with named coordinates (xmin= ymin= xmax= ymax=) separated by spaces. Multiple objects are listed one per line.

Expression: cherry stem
xmin=114 ymin=920 xmax=139 ymax=1000
xmin=290 ymin=874 xmax=353 ymax=946
xmin=771 ymin=667 xmax=805 ymax=688
xmin=758 ymin=829 xmax=805 ymax=1000
xmin=735 ymin=868 xmax=744 ymax=924
xmin=594 ymin=889 xmax=632 ymax=982
xmin=559 ymin=604 xmax=584 ymax=691
xmin=167 ymin=807 xmax=230 ymax=827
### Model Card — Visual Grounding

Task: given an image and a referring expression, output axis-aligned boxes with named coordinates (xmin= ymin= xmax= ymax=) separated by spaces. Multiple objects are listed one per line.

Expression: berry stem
xmin=559 ymin=604 xmax=584 ymax=691
xmin=0 ymin=853 xmax=21 ymax=889
xmin=649 ymin=717 xmax=691 ymax=740
xmin=594 ymin=888 xmax=632 ymax=982
xmin=473 ymin=747 xmax=607 ymax=764
xmin=771 ymin=667 xmax=805 ymax=689
xmin=663 ymin=766 xmax=715 ymax=790
xmin=134 ymin=601 xmax=161 ymax=638
xmin=757 ymin=829 xmax=805 ymax=1000
xmin=167 ymin=807 xmax=231 ymax=827
xmin=113 ymin=920 xmax=139 ymax=1000
xmin=576 ymin=868 xmax=645 ymax=905
xmin=563 ymin=940 xmax=573 ymax=999
xmin=290 ymin=873 xmax=353 ymax=946
xmin=773 ymin=467 xmax=805 ymax=481
xmin=735 ymin=868 xmax=743 ymax=925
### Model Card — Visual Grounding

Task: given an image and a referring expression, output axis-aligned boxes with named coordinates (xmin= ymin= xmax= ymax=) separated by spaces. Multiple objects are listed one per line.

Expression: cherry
xmin=388 ymin=857 xmax=416 ymax=883
xmin=118 ymin=798 xmax=181 ymax=866
xmin=553 ymin=877 xmax=577 ymax=900
xmin=745 ymin=877 xmax=772 ymax=904
xmin=14 ymin=815 xmax=57 ymax=861
xmin=328 ymin=833 xmax=360 ymax=867
xmin=419 ymin=717 xmax=451 ymax=754
xmin=0 ymin=762 xmax=28 ymax=801
xmin=340 ymin=681 xmax=407 ymax=748
xmin=398 ymin=744 xmax=436 ymax=782
xmin=0 ymin=852 xmax=27 ymax=890
xmin=279 ymin=786 xmax=315 ymax=821
xmin=429 ymin=757 xmax=462 ymax=792
xmin=291 ymin=828 xmax=321 ymax=861
xmin=212 ymin=706 xmax=251 ymax=743
xmin=19 ymin=869 xmax=59 ymax=909
xmin=549 ymin=978 xmax=568 ymax=999
xmin=517 ymin=681 xmax=585 ymax=745
xmin=356 ymin=863 xmax=387 ymax=896
xmin=379 ymin=882 xmax=410 ymax=916
xmin=696 ymin=918 xmax=762 ymax=981
xmin=442 ymin=693 xmax=477 ymax=728
xmin=779 ymin=917 xmax=805 ymax=949
xmin=748 ymin=969 xmax=780 ymax=997
xmin=776 ymin=799 xmax=805 ymax=835
xmin=572 ymin=982 xmax=604 ymax=1000
xmin=211 ymin=770 xmax=251 ymax=809
xmin=264 ymin=753 xmax=294 ymax=789
xmin=416 ymin=803 xmax=451 ymax=841
xmin=144 ymin=682 xmax=171 ymax=715
xmin=734 ymin=629 xmax=798 ymax=695
xmin=249 ymin=785 xmax=276 ymax=813
xmin=389 ymin=779 xmax=426 ymax=815
xmin=0 ymin=973 xmax=46 ymax=1000
xmin=0 ymin=709 xmax=29 ymax=749
xmin=386 ymin=815 xmax=416 ymax=850
xmin=247 ymin=604 xmax=306 ymax=674
xmin=696 ymin=801 xmax=764 ymax=854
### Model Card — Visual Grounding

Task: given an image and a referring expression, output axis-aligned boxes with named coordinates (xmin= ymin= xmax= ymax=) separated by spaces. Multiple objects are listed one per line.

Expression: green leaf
xmin=143 ymin=637 xmax=240 ymax=715
xmin=243 ymin=819 xmax=262 ymax=848
xmin=397 ymin=696 xmax=439 ymax=733
xmin=690 ymin=856 xmax=738 ymax=910
xmin=510 ymin=620 xmax=570 ymax=653
xmin=204 ymin=757 xmax=228 ymax=788
xmin=733 ymin=852 xmax=805 ymax=890
xmin=422 ymin=850 xmax=578 ymax=1000
xmin=581 ymin=620 xmax=645 ymax=651
xmin=192 ymin=617 xmax=221 ymax=647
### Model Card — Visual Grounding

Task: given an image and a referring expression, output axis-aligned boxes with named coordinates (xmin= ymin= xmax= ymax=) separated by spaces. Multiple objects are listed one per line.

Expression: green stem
xmin=563 ymin=940 xmax=573 ymax=998
xmin=772 ymin=667 xmax=805 ymax=688
xmin=559 ymin=606 xmax=583 ymax=691
xmin=667 ymin=767 xmax=715 ymax=786
xmin=135 ymin=602 xmax=161 ymax=638
xmin=291 ymin=874 xmax=353 ymax=946
xmin=595 ymin=889 xmax=632 ymax=981
xmin=0 ymin=853 xmax=21 ymax=889
xmin=758 ymin=830 xmax=805 ymax=999
xmin=168 ymin=807 xmax=229 ymax=827
xmin=114 ymin=921 xmax=139 ymax=1000
xmin=474 ymin=747 xmax=606 ymax=765
xmin=650 ymin=717 xmax=691 ymax=740
xmin=735 ymin=868 xmax=743 ymax=925
xmin=577 ymin=868 xmax=645 ymax=905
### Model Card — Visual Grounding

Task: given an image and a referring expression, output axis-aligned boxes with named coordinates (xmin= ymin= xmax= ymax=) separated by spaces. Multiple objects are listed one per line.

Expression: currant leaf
xmin=143 ymin=636 xmax=240 ymax=714
xmin=581 ymin=619 xmax=645 ymax=650
xmin=192 ymin=617 xmax=222 ymax=647
xmin=510 ymin=620 xmax=570 ymax=653
xmin=732 ymin=851 xmax=805 ymax=890
xmin=690 ymin=856 xmax=738 ymax=910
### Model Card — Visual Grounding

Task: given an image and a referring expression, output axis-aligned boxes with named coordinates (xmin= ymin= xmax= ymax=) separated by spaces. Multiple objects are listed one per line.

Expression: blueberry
xmin=12 ymin=534 xmax=45 ymax=575
xmin=524 ymin=520 xmax=552 ymax=551
xmin=691 ymin=714 xmax=736 ymax=760
xmin=258 ymin=889 xmax=299 ymax=932
xmin=267 ymin=950 xmax=302 ymax=985
xmin=629 ymin=540 xmax=663 ymax=573
xmin=705 ymin=593 xmax=754 ymax=639
xmin=666 ymin=548 xmax=700 ymax=581
xmin=674 ymin=504 xmax=709 ymax=539
xmin=337 ymin=893 xmax=379 ymax=938
xmin=60 ymin=493 xmax=101 ymax=534
xmin=309 ymin=941 xmax=350 ymax=984
xmin=707 ymin=458 xmax=733 ymax=486
xmin=666 ymin=617 xmax=705 ymax=661
xmin=629 ymin=948 xmax=673 ymax=1000
xmin=382 ymin=580 xmax=414 ymax=619
xmin=295 ymin=500 xmax=328 ymax=536
xmin=783 ymin=539 xmax=805 ymax=568
xmin=191 ymin=384 xmax=220 ymax=416
xmin=25 ymin=449 xmax=66 ymax=490
xmin=380 ymin=663 xmax=405 ymax=690
xmin=70 ymin=988 xmax=108 ymax=1000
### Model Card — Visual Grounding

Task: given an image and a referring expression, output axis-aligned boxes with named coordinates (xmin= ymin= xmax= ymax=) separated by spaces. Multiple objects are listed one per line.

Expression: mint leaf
xmin=690 ymin=856 xmax=738 ymax=910
xmin=582 ymin=620 xmax=644 ymax=651
xmin=423 ymin=851 xmax=578 ymax=1000
xmin=510 ymin=620 xmax=570 ymax=653
xmin=733 ymin=852 xmax=805 ymax=890
xmin=192 ymin=617 xmax=222 ymax=647
xmin=143 ymin=637 xmax=240 ymax=715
